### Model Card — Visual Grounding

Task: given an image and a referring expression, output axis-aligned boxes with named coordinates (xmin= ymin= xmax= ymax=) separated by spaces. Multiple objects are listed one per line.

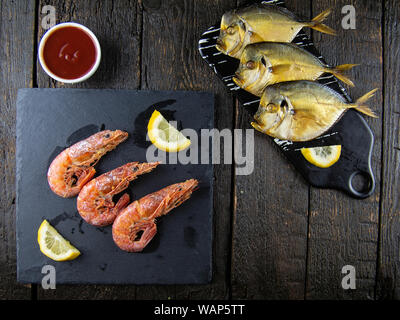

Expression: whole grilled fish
xmin=233 ymin=42 xmax=357 ymax=97
xmin=251 ymin=81 xmax=378 ymax=142
xmin=216 ymin=3 xmax=336 ymax=59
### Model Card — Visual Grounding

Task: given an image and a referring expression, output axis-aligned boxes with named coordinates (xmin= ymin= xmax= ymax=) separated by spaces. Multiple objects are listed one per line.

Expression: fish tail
xmin=307 ymin=8 xmax=337 ymax=36
xmin=349 ymin=88 xmax=379 ymax=118
xmin=327 ymin=64 xmax=359 ymax=87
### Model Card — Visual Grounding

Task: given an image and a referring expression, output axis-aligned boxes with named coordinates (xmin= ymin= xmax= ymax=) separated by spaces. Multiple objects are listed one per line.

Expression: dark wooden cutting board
xmin=198 ymin=0 xmax=376 ymax=199
xmin=16 ymin=88 xmax=213 ymax=284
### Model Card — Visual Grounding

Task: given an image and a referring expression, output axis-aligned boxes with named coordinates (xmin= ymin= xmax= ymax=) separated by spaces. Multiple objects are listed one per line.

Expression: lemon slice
xmin=301 ymin=145 xmax=342 ymax=168
xmin=37 ymin=220 xmax=80 ymax=261
xmin=147 ymin=110 xmax=191 ymax=152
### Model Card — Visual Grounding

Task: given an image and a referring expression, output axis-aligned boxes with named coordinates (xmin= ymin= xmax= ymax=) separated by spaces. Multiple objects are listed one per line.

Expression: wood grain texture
xmin=3 ymin=0 xmax=398 ymax=301
xmin=376 ymin=0 xmax=400 ymax=300
xmin=139 ymin=0 xmax=234 ymax=300
xmin=0 ymin=0 xmax=35 ymax=300
xmin=306 ymin=0 xmax=382 ymax=300
xmin=36 ymin=0 xmax=142 ymax=299
xmin=231 ymin=0 xmax=311 ymax=300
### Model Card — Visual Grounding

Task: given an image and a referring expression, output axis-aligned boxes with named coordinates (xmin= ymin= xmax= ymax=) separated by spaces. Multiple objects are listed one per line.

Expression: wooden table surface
xmin=0 ymin=0 xmax=399 ymax=300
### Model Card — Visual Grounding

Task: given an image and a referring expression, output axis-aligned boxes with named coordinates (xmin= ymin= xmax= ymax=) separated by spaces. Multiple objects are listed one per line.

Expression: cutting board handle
xmin=346 ymin=169 xmax=376 ymax=199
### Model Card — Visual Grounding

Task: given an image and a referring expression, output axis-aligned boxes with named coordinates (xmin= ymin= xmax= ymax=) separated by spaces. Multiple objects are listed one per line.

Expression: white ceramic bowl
xmin=38 ymin=22 xmax=101 ymax=83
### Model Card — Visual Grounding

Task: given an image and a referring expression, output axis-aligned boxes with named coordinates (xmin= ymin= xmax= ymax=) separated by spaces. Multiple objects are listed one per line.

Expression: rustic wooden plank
xmin=306 ymin=0 xmax=382 ymax=299
xmin=36 ymin=0 xmax=142 ymax=299
xmin=139 ymin=0 xmax=234 ymax=300
xmin=0 ymin=0 xmax=35 ymax=299
xmin=231 ymin=0 xmax=311 ymax=299
xmin=375 ymin=0 xmax=400 ymax=300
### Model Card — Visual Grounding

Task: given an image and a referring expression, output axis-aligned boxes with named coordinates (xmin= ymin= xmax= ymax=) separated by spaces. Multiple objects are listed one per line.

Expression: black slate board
xmin=16 ymin=88 xmax=213 ymax=284
xmin=198 ymin=0 xmax=376 ymax=198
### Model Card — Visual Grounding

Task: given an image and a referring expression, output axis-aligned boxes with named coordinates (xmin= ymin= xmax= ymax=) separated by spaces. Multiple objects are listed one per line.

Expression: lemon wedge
xmin=147 ymin=110 xmax=191 ymax=152
xmin=301 ymin=145 xmax=342 ymax=168
xmin=37 ymin=220 xmax=80 ymax=261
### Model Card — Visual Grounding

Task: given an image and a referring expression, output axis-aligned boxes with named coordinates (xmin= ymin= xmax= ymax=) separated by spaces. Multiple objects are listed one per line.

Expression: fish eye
xmin=246 ymin=61 xmax=255 ymax=69
xmin=266 ymin=103 xmax=277 ymax=112
xmin=104 ymin=133 xmax=110 ymax=138
xmin=226 ymin=26 xmax=235 ymax=35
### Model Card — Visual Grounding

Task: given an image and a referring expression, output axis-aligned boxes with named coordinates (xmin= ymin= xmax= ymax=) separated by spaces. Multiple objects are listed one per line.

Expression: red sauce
xmin=42 ymin=26 xmax=97 ymax=80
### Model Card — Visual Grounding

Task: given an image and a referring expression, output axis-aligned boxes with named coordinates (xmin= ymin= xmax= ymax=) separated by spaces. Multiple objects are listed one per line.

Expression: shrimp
xmin=112 ymin=179 xmax=199 ymax=252
xmin=47 ymin=130 xmax=128 ymax=198
xmin=77 ymin=162 xmax=160 ymax=227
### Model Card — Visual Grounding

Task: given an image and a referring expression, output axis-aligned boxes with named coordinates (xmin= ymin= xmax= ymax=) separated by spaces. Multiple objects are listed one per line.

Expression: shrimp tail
xmin=348 ymin=88 xmax=379 ymax=118
xmin=113 ymin=193 xmax=130 ymax=215
xmin=307 ymin=8 xmax=336 ymax=36
xmin=129 ymin=221 xmax=157 ymax=252
xmin=326 ymin=64 xmax=358 ymax=87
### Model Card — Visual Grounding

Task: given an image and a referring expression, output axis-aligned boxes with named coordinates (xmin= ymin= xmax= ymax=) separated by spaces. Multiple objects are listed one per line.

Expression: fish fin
xmin=350 ymin=88 xmax=379 ymax=118
xmin=355 ymin=106 xmax=378 ymax=118
xmin=270 ymin=64 xmax=293 ymax=74
xmin=308 ymin=8 xmax=336 ymax=36
xmin=328 ymin=64 xmax=359 ymax=87
xmin=356 ymin=88 xmax=378 ymax=105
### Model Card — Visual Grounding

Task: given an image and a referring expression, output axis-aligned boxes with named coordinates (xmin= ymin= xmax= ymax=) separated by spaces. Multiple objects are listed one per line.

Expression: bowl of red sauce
xmin=38 ymin=22 xmax=101 ymax=83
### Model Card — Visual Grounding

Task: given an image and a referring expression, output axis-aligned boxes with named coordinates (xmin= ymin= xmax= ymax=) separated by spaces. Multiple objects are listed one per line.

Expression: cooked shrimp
xmin=77 ymin=162 xmax=160 ymax=227
xmin=112 ymin=179 xmax=198 ymax=252
xmin=47 ymin=130 xmax=128 ymax=198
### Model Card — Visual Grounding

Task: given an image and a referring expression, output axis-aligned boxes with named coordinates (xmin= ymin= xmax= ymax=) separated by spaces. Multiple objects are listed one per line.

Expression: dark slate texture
xmin=16 ymin=88 xmax=214 ymax=284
